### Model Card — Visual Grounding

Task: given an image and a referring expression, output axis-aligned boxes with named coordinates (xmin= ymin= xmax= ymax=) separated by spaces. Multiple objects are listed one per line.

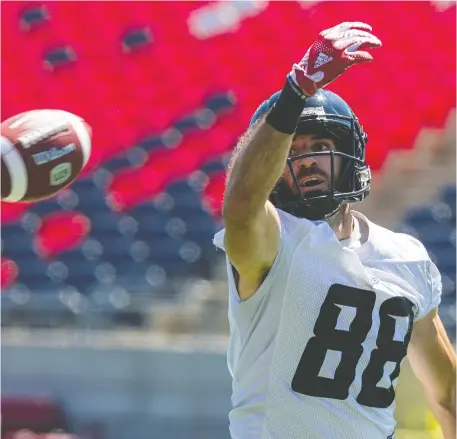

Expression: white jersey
xmin=213 ymin=209 xmax=442 ymax=439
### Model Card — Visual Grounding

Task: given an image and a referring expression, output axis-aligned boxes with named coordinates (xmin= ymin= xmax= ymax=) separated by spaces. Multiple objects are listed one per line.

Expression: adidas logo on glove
xmin=314 ymin=53 xmax=333 ymax=68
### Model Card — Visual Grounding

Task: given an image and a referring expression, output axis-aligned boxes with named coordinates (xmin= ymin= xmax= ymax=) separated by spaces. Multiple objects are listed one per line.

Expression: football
xmin=1 ymin=109 xmax=91 ymax=202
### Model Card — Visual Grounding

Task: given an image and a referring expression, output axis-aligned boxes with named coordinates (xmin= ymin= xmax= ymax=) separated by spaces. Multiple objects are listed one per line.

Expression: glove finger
xmin=344 ymin=51 xmax=374 ymax=64
xmin=324 ymin=29 xmax=379 ymax=44
xmin=321 ymin=21 xmax=372 ymax=36
xmin=341 ymin=29 xmax=378 ymax=40
xmin=335 ymin=36 xmax=382 ymax=51
xmin=347 ymin=38 xmax=382 ymax=52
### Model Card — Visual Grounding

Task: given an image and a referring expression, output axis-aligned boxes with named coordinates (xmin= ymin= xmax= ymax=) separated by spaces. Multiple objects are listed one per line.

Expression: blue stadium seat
xmin=171 ymin=203 xmax=207 ymax=218
xmin=440 ymin=185 xmax=456 ymax=215
xmin=441 ymin=185 xmax=456 ymax=202
xmin=90 ymin=212 xmax=122 ymax=232
xmin=57 ymin=248 xmax=92 ymax=264
xmin=136 ymin=214 xmax=171 ymax=233
xmin=184 ymin=214 xmax=216 ymax=246
xmin=30 ymin=199 xmax=63 ymax=216
xmin=129 ymin=203 xmax=162 ymax=219
xmin=400 ymin=185 xmax=456 ymax=338
xmin=139 ymin=135 xmax=167 ymax=151
xmin=65 ymin=266 xmax=98 ymax=292
xmin=19 ymin=5 xmax=48 ymax=29
xmin=150 ymin=254 xmax=193 ymax=277
xmin=205 ymin=92 xmax=237 ymax=114
xmin=201 ymin=159 xmax=227 ymax=174
xmin=102 ymin=157 xmax=131 ymax=173
xmin=415 ymin=222 xmax=455 ymax=246
xmin=16 ymin=258 xmax=56 ymax=291
xmin=96 ymin=234 xmax=132 ymax=256
xmin=428 ymin=243 xmax=456 ymax=267
xmin=70 ymin=180 xmax=109 ymax=210
xmin=173 ymin=114 xmax=201 ymax=132
xmin=404 ymin=207 xmax=435 ymax=225
xmin=166 ymin=181 xmax=202 ymax=208
xmin=2 ymin=226 xmax=35 ymax=258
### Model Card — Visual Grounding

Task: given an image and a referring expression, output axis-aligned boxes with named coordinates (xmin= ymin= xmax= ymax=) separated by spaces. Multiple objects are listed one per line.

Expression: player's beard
xmin=269 ymin=178 xmax=342 ymax=221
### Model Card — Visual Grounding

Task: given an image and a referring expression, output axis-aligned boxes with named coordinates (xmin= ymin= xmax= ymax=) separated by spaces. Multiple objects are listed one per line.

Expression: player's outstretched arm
xmin=223 ymin=122 xmax=288 ymax=301
xmin=223 ymin=22 xmax=381 ymax=301
xmin=407 ymin=309 xmax=456 ymax=439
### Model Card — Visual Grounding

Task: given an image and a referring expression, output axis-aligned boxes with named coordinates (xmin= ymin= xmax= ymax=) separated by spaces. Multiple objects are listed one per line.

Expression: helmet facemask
xmin=269 ymin=113 xmax=371 ymax=221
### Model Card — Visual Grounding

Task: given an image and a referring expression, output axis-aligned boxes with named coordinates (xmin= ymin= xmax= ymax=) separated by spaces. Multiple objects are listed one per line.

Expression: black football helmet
xmin=249 ymin=89 xmax=371 ymax=221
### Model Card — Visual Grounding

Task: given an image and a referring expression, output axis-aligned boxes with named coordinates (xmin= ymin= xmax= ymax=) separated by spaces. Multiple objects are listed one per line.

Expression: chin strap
xmin=321 ymin=205 xmax=342 ymax=220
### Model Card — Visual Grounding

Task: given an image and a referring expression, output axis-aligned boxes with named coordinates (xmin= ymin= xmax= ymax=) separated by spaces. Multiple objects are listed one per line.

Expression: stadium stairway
xmin=358 ymin=109 xmax=456 ymax=229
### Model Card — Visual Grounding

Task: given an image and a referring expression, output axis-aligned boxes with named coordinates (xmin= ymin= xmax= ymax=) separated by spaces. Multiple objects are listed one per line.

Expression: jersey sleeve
xmin=387 ymin=233 xmax=443 ymax=321
xmin=414 ymin=249 xmax=443 ymax=321
xmin=420 ymin=257 xmax=442 ymax=319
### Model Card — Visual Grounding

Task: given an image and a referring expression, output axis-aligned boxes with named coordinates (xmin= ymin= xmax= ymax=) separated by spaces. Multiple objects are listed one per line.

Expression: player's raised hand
xmin=289 ymin=22 xmax=382 ymax=97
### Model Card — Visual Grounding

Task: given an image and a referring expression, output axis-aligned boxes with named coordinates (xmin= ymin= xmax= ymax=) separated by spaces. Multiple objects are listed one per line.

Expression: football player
xmin=213 ymin=22 xmax=456 ymax=439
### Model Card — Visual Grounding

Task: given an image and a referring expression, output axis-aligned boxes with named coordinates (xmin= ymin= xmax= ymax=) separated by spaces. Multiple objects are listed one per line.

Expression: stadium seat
xmin=401 ymin=184 xmax=456 ymax=338
xmin=440 ymin=185 xmax=456 ymax=213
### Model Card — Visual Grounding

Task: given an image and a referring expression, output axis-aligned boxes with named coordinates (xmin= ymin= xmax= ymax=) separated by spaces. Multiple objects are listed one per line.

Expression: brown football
xmin=1 ymin=109 xmax=91 ymax=202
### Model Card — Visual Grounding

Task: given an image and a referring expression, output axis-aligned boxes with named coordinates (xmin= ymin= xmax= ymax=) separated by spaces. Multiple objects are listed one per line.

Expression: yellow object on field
xmin=424 ymin=410 xmax=440 ymax=430
xmin=394 ymin=359 xmax=444 ymax=439
xmin=395 ymin=430 xmax=442 ymax=439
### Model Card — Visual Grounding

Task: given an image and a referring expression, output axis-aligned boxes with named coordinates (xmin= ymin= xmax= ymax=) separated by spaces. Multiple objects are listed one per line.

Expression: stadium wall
xmin=2 ymin=341 xmax=231 ymax=439
xmin=2 ymin=338 xmax=437 ymax=439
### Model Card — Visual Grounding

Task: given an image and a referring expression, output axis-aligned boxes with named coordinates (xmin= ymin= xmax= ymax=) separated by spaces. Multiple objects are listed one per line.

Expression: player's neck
xmin=326 ymin=205 xmax=353 ymax=241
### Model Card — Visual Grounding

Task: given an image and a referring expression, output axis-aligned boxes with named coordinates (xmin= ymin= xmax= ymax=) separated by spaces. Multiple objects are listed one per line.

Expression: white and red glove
xmin=289 ymin=22 xmax=382 ymax=97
